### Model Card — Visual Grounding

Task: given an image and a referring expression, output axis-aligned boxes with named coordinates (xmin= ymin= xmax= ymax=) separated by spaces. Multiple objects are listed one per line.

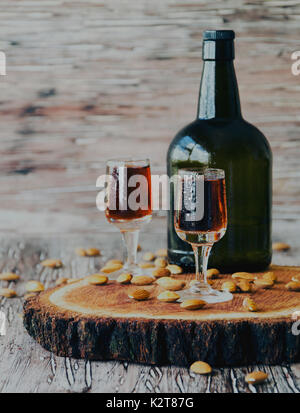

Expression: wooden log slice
xmin=23 ymin=265 xmax=300 ymax=367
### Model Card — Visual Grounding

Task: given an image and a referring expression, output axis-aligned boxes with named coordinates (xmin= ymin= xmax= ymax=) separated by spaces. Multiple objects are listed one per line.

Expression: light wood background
xmin=0 ymin=0 xmax=299 ymax=235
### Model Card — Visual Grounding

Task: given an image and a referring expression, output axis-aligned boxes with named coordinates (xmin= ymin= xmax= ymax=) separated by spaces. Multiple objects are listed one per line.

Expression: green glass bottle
xmin=167 ymin=30 xmax=272 ymax=273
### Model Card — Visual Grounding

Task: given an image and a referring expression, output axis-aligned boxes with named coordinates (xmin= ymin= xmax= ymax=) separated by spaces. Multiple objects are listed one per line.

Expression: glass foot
xmin=178 ymin=281 xmax=233 ymax=304
xmin=106 ymin=264 xmax=154 ymax=280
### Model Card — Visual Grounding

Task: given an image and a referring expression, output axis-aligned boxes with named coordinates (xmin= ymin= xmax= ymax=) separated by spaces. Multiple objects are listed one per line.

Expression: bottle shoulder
xmin=167 ymin=117 xmax=272 ymax=161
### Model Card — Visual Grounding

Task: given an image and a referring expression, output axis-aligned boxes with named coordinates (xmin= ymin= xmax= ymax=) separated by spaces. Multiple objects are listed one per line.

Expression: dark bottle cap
xmin=202 ymin=30 xmax=235 ymax=61
xmin=203 ymin=30 xmax=235 ymax=41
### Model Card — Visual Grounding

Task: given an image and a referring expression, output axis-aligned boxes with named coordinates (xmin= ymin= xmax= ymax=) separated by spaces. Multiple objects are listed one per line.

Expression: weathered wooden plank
xmin=0 ymin=230 xmax=300 ymax=393
xmin=0 ymin=0 xmax=299 ymax=233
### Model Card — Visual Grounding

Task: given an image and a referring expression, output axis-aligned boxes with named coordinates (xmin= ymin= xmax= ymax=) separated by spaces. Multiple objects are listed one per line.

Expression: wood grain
xmin=0 ymin=0 xmax=299 ymax=233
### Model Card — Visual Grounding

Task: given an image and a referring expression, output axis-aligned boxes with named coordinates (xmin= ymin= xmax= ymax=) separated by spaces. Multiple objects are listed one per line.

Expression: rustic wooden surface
xmin=23 ymin=265 xmax=300 ymax=366
xmin=0 ymin=0 xmax=300 ymax=393
xmin=0 ymin=0 xmax=299 ymax=234
xmin=0 ymin=232 xmax=300 ymax=393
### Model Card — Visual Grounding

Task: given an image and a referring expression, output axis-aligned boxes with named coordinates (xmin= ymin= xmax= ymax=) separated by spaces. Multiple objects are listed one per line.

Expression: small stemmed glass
xmin=105 ymin=158 xmax=152 ymax=279
xmin=174 ymin=168 xmax=232 ymax=303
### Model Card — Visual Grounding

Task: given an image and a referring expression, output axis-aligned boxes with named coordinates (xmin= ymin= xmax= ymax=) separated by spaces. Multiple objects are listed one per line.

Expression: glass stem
xmin=121 ymin=230 xmax=139 ymax=267
xmin=192 ymin=244 xmax=212 ymax=285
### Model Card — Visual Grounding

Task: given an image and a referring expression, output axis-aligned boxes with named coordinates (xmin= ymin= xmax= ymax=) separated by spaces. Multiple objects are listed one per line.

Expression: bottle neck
xmin=197 ymin=60 xmax=242 ymax=120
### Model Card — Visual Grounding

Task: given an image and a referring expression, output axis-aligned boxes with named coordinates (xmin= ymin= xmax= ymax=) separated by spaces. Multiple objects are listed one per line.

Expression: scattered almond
xmin=156 ymin=277 xmax=185 ymax=291
xmin=106 ymin=259 xmax=123 ymax=266
xmin=180 ymin=299 xmax=205 ymax=310
xmin=206 ymin=268 xmax=220 ymax=279
xmin=243 ymin=297 xmax=258 ymax=312
xmin=86 ymin=274 xmax=108 ymax=285
xmin=0 ymin=287 xmax=17 ymax=298
xmin=152 ymin=268 xmax=171 ymax=278
xmin=67 ymin=278 xmax=81 ymax=284
xmin=157 ymin=290 xmax=180 ymax=302
xmin=0 ymin=272 xmax=20 ymax=281
xmin=155 ymin=248 xmax=168 ymax=257
xmin=139 ymin=262 xmax=155 ymax=269
xmin=100 ymin=263 xmax=123 ymax=273
xmin=143 ymin=252 xmax=155 ymax=262
xmin=245 ymin=371 xmax=268 ymax=385
xmin=131 ymin=276 xmax=154 ymax=286
xmin=166 ymin=264 xmax=183 ymax=275
xmin=190 ymin=361 xmax=212 ymax=375
xmin=237 ymin=280 xmax=252 ymax=293
xmin=24 ymin=292 xmax=38 ymax=300
xmin=272 ymin=242 xmax=290 ymax=251
xmin=285 ymin=281 xmax=300 ymax=292
xmin=254 ymin=279 xmax=274 ymax=289
xmin=85 ymin=248 xmax=101 ymax=256
xmin=55 ymin=277 xmax=69 ymax=286
xmin=41 ymin=259 xmax=62 ymax=268
xmin=292 ymin=274 xmax=300 ymax=282
xmin=75 ymin=248 xmax=86 ymax=257
xmin=117 ymin=273 xmax=132 ymax=284
xmin=262 ymin=271 xmax=277 ymax=282
xmin=222 ymin=281 xmax=237 ymax=293
xmin=232 ymin=272 xmax=256 ymax=281
xmin=129 ymin=289 xmax=150 ymax=301
xmin=25 ymin=280 xmax=44 ymax=293
xmin=154 ymin=257 xmax=168 ymax=268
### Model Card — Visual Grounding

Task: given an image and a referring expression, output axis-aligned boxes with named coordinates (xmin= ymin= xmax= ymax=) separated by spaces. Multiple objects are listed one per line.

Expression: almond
xmin=190 ymin=361 xmax=212 ymax=375
xmin=75 ymin=248 xmax=86 ymax=257
xmin=137 ymin=244 xmax=142 ymax=252
xmin=237 ymin=280 xmax=252 ymax=293
xmin=0 ymin=287 xmax=17 ymax=298
xmin=180 ymin=299 xmax=205 ymax=310
xmin=131 ymin=276 xmax=154 ymax=286
xmin=0 ymin=272 xmax=20 ymax=281
xmin=25 ymin=280 xmax=44 ymax=293
xmin=232 ymin=272 xmax=256 ymax=281
xmin=129 ymin=289 xmax=150 ymax=301
xmin=100 ymin=263 xmax=123 ymax=273
xmin=155 ymin=248 xmax=168 ymax=257
xmin=245 ymin=371 xmax=268 ymax=385
xmin=272 ymin=242 xmax=290 ymax=251
xmin=243 ymin=297 xmax=258 ymax=312
xmin=254 ymin=279 xmax=274 ymax=289
xmin=157 ymin=290 xmax=180 ymax=302
xmin=152 ymin=268 xmax=171 ymax=278
xmin=41 ymin=259 xmax=62 ymax=268
xmin=166 ymin=264 xmax=183 ymax=275
xmin=67 ymin=278 xmax=81 ymax=284
xmin=138 ymin=262 xmax=155 ymax=269
xmin=24 ymin=292 xmax=38 ymax=300
xmin=85 ymin=248 xmax=101 ymax=256
xmin=55 ymin=277 xmax=69 ymax=286
xmin=106 ymin=259 xmax=123 ymax=266
xmin=85 ymin=274 xmax=108 ymax=285
xmin=143 ymin=252 xmax=155 ymax=262
xmin=154 ymin=257 xmax=168 ymax=268
xmin=262 ymin=271 xmax=277 ymax=282
xmin=285 ymin=281 xmax=300 ymax=291
xmin=156 ymin=277 xmax=185 ymax=291
xmin=206 ymin=268 xmax=220 ymax=279
xmin=117 ymin=273 xmax=132 ymax=284
xmin=222 ymin=281 xmax=237 ymax=293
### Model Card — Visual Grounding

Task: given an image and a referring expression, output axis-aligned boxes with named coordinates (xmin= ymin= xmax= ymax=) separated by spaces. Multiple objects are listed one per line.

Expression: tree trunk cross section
xmin=24 ymin=265 xmax=300 ymax=367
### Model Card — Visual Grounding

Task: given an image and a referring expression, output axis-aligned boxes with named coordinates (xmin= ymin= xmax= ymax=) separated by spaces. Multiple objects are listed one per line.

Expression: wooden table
xmin=0 ymin=226 xmax=299 ymax=393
